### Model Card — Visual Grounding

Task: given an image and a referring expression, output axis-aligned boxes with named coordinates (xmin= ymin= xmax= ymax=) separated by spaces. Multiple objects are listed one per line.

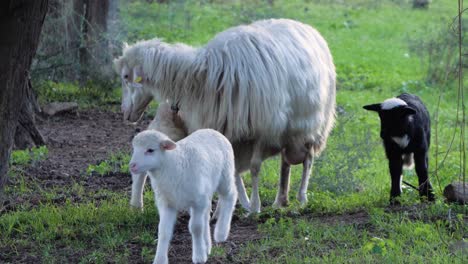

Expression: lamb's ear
xmin=363 ymin=104 xmax=381 ymax=112
xmin=402 ymin=106 xmax=416 ymax=115
xmin=160 ymin=140 xmax=177 ymax=151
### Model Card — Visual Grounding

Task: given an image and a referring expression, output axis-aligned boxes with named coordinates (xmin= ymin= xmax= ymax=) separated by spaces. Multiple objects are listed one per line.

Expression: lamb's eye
xmin=146 ymin=149 xmax=154 ymax=154
xmin=124 ymin=74 xmax=129 ymax=79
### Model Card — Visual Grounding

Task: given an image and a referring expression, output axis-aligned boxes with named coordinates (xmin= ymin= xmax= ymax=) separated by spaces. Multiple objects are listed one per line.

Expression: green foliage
xmin=10 ymin=146 xmax=49 ymax=167
xmin=87 ymin=152 xmax=131 ymax=176
xmin=35 ymin=80 xmax=121 ymax=109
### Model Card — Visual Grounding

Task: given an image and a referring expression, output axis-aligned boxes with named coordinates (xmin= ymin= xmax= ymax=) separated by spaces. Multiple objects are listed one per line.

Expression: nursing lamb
xmin=130 ymin=102 xmax=187 ymax=209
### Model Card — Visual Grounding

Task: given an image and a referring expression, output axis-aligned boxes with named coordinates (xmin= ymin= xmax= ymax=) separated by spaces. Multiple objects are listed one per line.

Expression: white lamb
xmin=129 ymin=129 xmax=237 ymax=264
xmin=130 ymin=102 xmax=188 ymax=209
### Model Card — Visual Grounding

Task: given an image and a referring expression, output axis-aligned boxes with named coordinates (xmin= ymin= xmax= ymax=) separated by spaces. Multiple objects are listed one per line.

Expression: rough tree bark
xmin=0 ymin=0 xmax=49 ymax=191
xmin=14 ymin=79 xmax=46 ymax=149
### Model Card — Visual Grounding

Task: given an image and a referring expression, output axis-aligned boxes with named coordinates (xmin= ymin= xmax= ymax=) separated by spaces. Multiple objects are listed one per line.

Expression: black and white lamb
xmin=363 ymin=93 xmax=435 ymax=203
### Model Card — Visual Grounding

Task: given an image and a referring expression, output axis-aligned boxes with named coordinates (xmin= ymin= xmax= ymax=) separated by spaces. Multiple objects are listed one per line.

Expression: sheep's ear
xmin=363 ymin=104 xmax=381 ymax=112
xmin=132 ymin=66 xmax=145 ymax=86
xmin=160 ymin=140 xmax=176 ymax=151
xmin=122 ymin=42 xmax=129 ymax=50
xmin=113 ymin=58 xmax=122 ymax=73
xmin=402 ymin=106 xmax=416 ymax=115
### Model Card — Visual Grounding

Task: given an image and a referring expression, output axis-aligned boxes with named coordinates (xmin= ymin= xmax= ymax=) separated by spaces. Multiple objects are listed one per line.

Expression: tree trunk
xmin=79 ymin=0 xmax=110 ymax=84
xmin=0 ymin=0 xmax=49 ymax=191
xmin=14 ymin=79 xmax=46 ymax=149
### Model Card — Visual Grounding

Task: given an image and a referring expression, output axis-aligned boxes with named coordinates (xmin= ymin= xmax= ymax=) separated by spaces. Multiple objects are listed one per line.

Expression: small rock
xmin=42 ymin=102 xmax=78 ymax=116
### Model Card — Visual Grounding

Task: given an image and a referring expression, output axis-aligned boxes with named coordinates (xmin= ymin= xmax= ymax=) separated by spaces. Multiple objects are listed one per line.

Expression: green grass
xmin=87 ymin=151 xmax=131 ymax=176
xmin=2 ymin=0 xmax=466 ymax=263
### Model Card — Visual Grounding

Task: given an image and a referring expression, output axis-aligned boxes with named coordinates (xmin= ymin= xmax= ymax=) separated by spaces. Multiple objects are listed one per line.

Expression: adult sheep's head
xmin=114 ymin=43 xmax=153 ymax=122
xmin=363 ymin=97 xmax=416 ymax=138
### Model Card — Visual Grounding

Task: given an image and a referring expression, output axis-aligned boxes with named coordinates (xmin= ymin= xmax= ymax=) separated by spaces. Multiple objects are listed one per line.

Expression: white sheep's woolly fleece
xmin=115 ymin=18 xmax=336 ymax=154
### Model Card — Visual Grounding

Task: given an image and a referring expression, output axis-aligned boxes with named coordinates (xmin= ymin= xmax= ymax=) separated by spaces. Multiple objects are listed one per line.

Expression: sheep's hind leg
xmin=204 ymin=208 xmax=212 ymax=256
xmin=130 ymin=172 xmax=147 ymax=209
xmin=273 ymin=153 xmax=291 ymax=208
xmin=297 ymin=151 xmax=314 ymax=206
xmin=249 ymin=144 xmax=264 ymax=214
xmin=414 ymin=151 xmax=435 ymax=202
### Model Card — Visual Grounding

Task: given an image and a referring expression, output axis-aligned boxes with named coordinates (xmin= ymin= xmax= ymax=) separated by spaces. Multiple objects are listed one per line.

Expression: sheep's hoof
xmin=273 ymin=196 xmax=289 ymax=208
xmin=130 ymin=203 xmax=144 ymax=211
xmin=249 ymin=203 xmax=261 ymax=214
xmin=192 ymin=252 xmax=208 ymax=264
xmin=296 ymin=193 xmax=308 ymax=207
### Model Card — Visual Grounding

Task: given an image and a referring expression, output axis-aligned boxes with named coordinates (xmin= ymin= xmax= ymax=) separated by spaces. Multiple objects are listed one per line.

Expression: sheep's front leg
xmin=130 ymin=172 xmax=147 ymax=209
xmin=189 ymin=205 xmax=210 ymax=263
xmin=414 ymin=151 xmax=435 ymax=201
xmin=249 ymin=146 xmax=263 ymax=214
xmin=297 ymin=151 xmax=314 ymax=206
xmin=388 ymin=154 xmax=403 ymax=204
xmin=273 ymin=153 xmax=291 ymax=208
xmin=154 ymin=205 xmax=177 ymax=264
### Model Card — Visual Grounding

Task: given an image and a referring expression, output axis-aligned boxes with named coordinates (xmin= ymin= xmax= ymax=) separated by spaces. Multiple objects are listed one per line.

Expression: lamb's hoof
xmin=249 ymin=203 xmax=261 ymax=214
xmin=389 ymin=198 xmax=401 ymax=206
xmin=130 ymin=203 xmax=144 ymax=211
xmin=192 ymin=253 xmax=208 ymax=264
xmin=153 ymin=255 xmax=168 ymax=264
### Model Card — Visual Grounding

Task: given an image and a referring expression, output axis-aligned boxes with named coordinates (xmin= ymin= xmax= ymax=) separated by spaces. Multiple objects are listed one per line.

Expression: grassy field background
xmin=1 ymin=0 xmax=466 ymax=263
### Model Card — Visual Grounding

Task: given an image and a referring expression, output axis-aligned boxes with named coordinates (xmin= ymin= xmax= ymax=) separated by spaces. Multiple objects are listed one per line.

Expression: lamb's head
xmin=129 ymin=130 xmax=177 ymax=174
xmin=114 ymin=41 xmax=158 ymax=122
xmin=363 ymin=97 xmax=416 ymax=138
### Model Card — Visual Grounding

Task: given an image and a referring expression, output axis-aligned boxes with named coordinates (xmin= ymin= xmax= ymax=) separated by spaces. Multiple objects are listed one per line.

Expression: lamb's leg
xmin=154 ymin=205 xmax=177 ymax=264
xmin=249 ymin=145 xmax=263 ymax=214
xmin=414 ymin=151 xmax=435 ymax=201
xmin=189 ymin=205 xmax=210 ymax=263
xmin=235 ymin=172 xmax=250 ymax=210
xmin=130 ymin=172 xmax=147 ymax=209
xmin=273 ymin=153 xmax=291 ymax=208
xmin=388 ymin=154 xmax=403 ymax=204
xmin=297 ymin=151 xmax=314 ymax=206
xmin=205 ymin=208 xmax=212 ymax=256
xmin=214 ymin=189 xmax=237 ymax=242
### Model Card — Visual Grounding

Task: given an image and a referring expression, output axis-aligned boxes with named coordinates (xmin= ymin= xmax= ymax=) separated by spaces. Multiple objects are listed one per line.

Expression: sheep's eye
xmin=124 ymin=74 xmax=129 ymax=79
xmin=146 ymin=149 xmax=154 ymax=154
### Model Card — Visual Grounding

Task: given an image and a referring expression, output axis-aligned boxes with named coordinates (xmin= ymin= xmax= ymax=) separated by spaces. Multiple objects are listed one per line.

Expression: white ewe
xmin=130 ymin=129 xmax=237 ymax=264
xmin=130 ymin=102 xmax=188 ymax=209
xmin=115 ymin=18 xmax=336 ymax=213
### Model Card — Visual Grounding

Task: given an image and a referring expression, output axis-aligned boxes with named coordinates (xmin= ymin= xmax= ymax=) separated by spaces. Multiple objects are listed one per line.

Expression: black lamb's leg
xmin=388 ymin=154 xmax=403 ymax=204
xmin=414 ymin=151 xmax=435 ymax=201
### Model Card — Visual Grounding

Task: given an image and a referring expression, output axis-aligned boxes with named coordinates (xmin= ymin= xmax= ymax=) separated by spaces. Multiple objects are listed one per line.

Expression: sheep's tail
xmin=213 ymin=188 xmax=237 ymax=242
xmin=403 ymin=153 xmax=414 ymax=170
